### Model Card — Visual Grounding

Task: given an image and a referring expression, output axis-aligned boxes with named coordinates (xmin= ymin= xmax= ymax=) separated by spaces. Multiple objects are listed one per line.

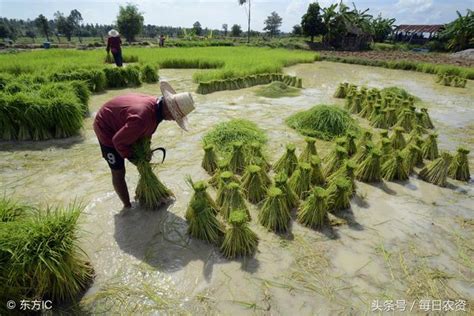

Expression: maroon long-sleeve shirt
xmin=107 ymin=36 xmax=122 ymax=53
xmin=93 ymin=94 xmax=163 ymax=159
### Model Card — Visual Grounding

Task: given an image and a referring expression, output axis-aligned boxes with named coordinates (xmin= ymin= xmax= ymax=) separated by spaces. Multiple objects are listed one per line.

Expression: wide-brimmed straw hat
xmin=160 ymin=81 xmax=195 ymax=131
xmin=108 ymin=29 xmax=120 ymax=37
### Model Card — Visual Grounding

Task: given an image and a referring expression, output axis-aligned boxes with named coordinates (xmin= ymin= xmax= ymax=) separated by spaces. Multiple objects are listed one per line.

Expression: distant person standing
xmin=107 ymin=29 xmax=123 ymax=67
xmin=159 ymin=34 xmax=165 ymax=47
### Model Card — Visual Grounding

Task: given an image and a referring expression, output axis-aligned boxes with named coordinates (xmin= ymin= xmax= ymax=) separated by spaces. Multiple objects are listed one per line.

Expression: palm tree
xmin=238 ymin=0 xmax=251 ymax=43
xmin=440 ymin=9 xmax=474 ymax=52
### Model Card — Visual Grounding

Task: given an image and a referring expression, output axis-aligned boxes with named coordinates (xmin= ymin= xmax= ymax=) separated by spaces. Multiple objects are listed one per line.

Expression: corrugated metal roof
xmin=395 ymin=25 xmax=444 ymax=33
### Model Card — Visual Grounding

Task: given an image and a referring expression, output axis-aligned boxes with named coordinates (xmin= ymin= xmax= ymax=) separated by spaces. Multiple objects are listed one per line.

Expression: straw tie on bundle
xmin=208 ymin=160 xmax=230 ymax=188
xmin=185 ymin=177 xmax=219 ymax=220
xmin=216 ymin=171 xmax=240 ymax=207
xmin=327 ymin=177 xmax=352 ymax=211
xmin=297 ymin=187 xmax=329 ymax=229
xmin=274 ymin=144 xmax=299 ymax=177
xmin=401 ymin=143 xmax=423 ymax=174
xmin=220 ymin=210 xmax=258 ymax=259
xmin=355 ymin=149 xmax=382 ymax=183
xmin=289 ymin=162 xmax=313 ymax=200
xmin=390 ymin=126 xmax=407 ymax=150
xmin=258 ymin=187 xmax=291 ymax=233
xmin=310 ymin=155 xmax=326 ymax=186
xmin=333 ymin=82 xmax=349 ymax=98
xmin=299 ymin=137 xmax=318 ymax=162
xmin=422 ymin=133 xmax=439 ymax=160
xmin=247 ymin=142 xmax=271 ymax=171
xmin=229 ymin=141 xmax=247 ymax=175
xmin=381 ymin=151 xmax=409 ymax=181
xmin=221 ymin=182 xmax=250 ymax=220
xmin=201 ymin=144 xmax=219 ymax=175
xmin=419 ymin=152 xmax=452 ymax=187
xmin=324 ymin=146 xmax=348 ymax=177
xmin=448 ymin=147 xmax=470 ymax=182
xmin=241 ymin=165 xmax=268 ymax=204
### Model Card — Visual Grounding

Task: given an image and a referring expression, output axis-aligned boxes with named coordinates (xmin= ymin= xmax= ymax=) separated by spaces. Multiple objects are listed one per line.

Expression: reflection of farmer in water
xmin=106 ymin=29 xmax=123 ymax=67
xmin=93 ymin=81 xmax=195 ymax=209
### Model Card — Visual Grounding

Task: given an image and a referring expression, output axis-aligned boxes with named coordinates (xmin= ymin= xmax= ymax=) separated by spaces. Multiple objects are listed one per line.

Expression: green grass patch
xmin=255 ymin=81 xmax=301 ymax=98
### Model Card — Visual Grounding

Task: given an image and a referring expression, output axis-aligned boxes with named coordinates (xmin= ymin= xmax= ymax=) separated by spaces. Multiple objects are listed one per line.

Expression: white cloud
xmin=395 ymin=0 xmax=433 ymax=13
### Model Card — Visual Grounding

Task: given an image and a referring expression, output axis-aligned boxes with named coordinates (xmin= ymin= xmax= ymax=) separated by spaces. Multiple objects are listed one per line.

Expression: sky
xmin=0 ymin=0 xmax=473 ymax=32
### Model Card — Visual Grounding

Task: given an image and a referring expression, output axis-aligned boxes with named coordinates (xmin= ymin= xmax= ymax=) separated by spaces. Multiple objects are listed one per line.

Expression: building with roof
xmin=393 ymin=25 xmax=444 ymax=44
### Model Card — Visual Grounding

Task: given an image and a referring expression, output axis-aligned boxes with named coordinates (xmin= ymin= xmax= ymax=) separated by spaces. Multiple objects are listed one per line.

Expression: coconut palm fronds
xmin=448 ymin=147 xmax=471 ymax=182
xmin=419 ymin=152 xmax=452 ymax=187
xmin=422 ymin=133 xmax=439 ymax=160
xmin=221 ymin=182 xmax=250 ymax=220
xmin=297 ymin=187 xmax=329 ymax=229
xmin=327 ymin=177 xmax=352 ymax=211
xmin=258 ymin=187 xmax=291 ymax=233
xmin=274 ymin=172 xmax=299 ymax=210
xmin=274 ymin=144 xmax=298 ymax=177
xmin=420 ymin=108 xmax=434 ymax=129
xmin=390 ymin=126 xmax=407 ymax=150
xmin=324 ymin=146 xmax=348 ymax=177
xmin=289 ymin=162 xmax=313 ymax=200
xmin=381 ymin=151 xmax=409 ymax=181
xmin=202 ymin=144 xmax=219 ymax=175
xmin=299 ymin=137 xmax=318 ymax=162
xmin=220 ymin=210 xmax=258 ymax=259
xmin=310 ymin=155 xmax=326 ymax=186
xmin=334 ymin=82 xmax=349 ymax=98
xmin=355 ymin=149 xmax=382 ymax=183
xmin=241 ymin=165 xmax=268 ymax=204
xmin=229 ymin=141 xmax=247 ymax=175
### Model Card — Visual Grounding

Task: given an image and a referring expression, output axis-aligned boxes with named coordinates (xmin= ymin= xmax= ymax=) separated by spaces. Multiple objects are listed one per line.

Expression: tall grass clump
xmin=448 ymin=147 xmax=470 ymax=182
xmin=220 ymin=210 xmax=258 ymax=259
xmin=0 ymin=197 xmax=34 ymax=222
xmin=258 ymin=187 xmax=291 ymax=233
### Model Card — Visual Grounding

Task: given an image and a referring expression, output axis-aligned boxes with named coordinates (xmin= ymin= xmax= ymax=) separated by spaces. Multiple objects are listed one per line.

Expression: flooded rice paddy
xmin=0 ymin=61 xmax=473 ymax=314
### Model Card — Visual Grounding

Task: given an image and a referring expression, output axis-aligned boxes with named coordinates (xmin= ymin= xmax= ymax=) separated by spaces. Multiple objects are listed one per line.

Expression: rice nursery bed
xmin=0 ymin=60 xmax=472 ymax=314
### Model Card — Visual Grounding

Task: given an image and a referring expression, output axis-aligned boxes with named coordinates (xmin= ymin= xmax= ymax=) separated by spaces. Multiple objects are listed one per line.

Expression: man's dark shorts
xmin=100 ymin=144 xmax=125 ymax=170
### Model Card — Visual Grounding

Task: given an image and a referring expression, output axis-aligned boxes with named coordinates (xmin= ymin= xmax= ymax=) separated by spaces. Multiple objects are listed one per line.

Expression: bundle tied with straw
xmin=133 ymin=137 xmax=174 ymax=209
xmin=220 ymin=210 xmax=258 ymax=259
xmin=241 ymin=165 xmax=268 ymax=204
xmin=310 ymin=155 xmax=326 ymax=186
xmin=208 ymin=160 xmax=230 ymax=188
xmin=221 ymin=182 xmax=250 ymax=220
xmin=258 ymin=187 xmax=291 ymax=233
xmin=353 ymin=141 xmax=374 ymax=165
xmin=215 ymin=171 xmax=240 ymax=206
xmin=274 ymin=144 xmax=298 ymax=177
xmin=381 ymin=151 xmax=409 ymax=181
xmin=402 ymin=143 xmax=423 ymax=173
xmin=420 ymin=108 xmax=434 ymax=129
xmin=344 ymin=131 xmax=357 ymax=157
xmin=247 ymin=142 xmax=271 ymax=171
xmin=355 ymin=149 xmax=382 ymax=183
xmin=419 ymin=152 xmax=452 ymax=187
xmin=299 ymin=137 xmax=318 ymax=162
xmin=289 ymin=162 xmax=313 ymax=200
xmin=229 ymin=141 xmax=247 ymax=175
xmin=384 ymin=107 xmax=397 ymax=128
xmin=185 ymin=178 xmax=224 ymax=244
xmin=357 ymin=130 xmax=373 ymax=148
xmin=274 ymin=172 xmax=299 ymax=210
xmin=350 ymin=93 xmax=363 ymax=114
xmin=407 ymin=124 xmax=426 ymax=144
xmin=297 ymin=187 xmax=329 ymax=229
xmin=379 ymin=138 xmax=393 ymax=164
xmin=327 ymin=177 xmax=352 ymax=211
xmin=422 ymin=133 xmax=439 ymax=160
xmin=448 ymin=147 xmax=471 ymax=182
xmin=390 ymin=126 xmax=407 ymax=150
xmin=327 ymin=160 xmax=357 ymax=195
xmin=324 ymin=146 xmax=348 ymax=177
xmin=333 ymin=82 xmax=349 ymax=98
xmin=201 ymin=144 xmax=219 ymax=175
xmin=395 ymin=110 xmax=415 ymax=132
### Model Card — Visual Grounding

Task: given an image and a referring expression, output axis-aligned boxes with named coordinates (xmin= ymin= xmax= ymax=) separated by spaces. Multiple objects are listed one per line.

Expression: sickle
xmin=151 ymin=147 xmax=166 ymax=163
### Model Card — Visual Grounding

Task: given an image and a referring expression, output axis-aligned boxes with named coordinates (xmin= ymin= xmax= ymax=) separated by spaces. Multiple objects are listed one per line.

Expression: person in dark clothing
xmin=159 ymin=34 xmax=165 ymax=47
xmin=106 ymin=29 xmax=123 ymax=67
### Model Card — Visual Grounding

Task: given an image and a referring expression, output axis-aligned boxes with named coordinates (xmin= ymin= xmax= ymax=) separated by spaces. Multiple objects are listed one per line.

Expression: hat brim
xmin=160 ymin=82 xmax=189 ymax=131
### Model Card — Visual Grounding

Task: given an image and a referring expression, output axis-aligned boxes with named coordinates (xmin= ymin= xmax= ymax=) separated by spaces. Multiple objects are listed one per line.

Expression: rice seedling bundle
xmin=381 ymin=151 xmax=409 ymax=181
xmin=297 ymin=187 xmax=329 ymax=229
xmin=390 ymin=126 xmax=407 ymax=150
xmin=350 ymin=93 xmax=363 ymax=114
xmin=220 ymin=210 xmax=258 ymax=259
xmin=0 ymin=93 xmax=17 ymax=140
xmin=344 ymin=131 xmax=357 ymax=157
xmin=379 ymin=138 xmax=393 ymax=164
xmin=422 ymin=133 xmax=439 ymax=160
xmin=274 ymin=144 xmax=299 ymax=177
xmin=185 ymin=180 xmax=224 ymax=244
xmin=448 ymin=147 xmax=470 ymax=182
xmin=50 ymin=68 xmax=106 ymax=92
xmin=289 ymin=162 xmax=313 ymax=200
xmin=396 ymin=110 xmax=415 ymax=132
xmin=133 ymin=138 xmax=174 ymax=209
xmin=4 ymin=81 xmax=28 ymax=94
xmin=297 ymin=78 xmax=303 ymax=88
xmin=258 ymin=187 xmax=291 ymax=233
xmin=208 ymin=160 xmax=230 ymax=187
xmin=369 ymin=104 xmax=383 ymax=124
xmin=255 ymin=81 xmax=301 ymax=98
xmin=353 ymin=141 xmax=374 ymax=165
xmin=241 ymin=165 xmax=268 ymax=204
xmin=201 ymin=144 xmax=219 ymax=175
xmin=401 ymin=144 xmax=422 ymax=173
xmin=327 ymin=177 xmax=352 ymax=211
xmin=333 ymin=82 xmax=348 ymax=98
xmin=419 ymin=152 xmax=452 ymax=187
xmin=247 ymin=142 xmax=271 ymax=171
xmin=357 ymin=130 xmax=373 ymax=148
xmin=355 ymin=149 xmax=382 ymax=183
xmin=124 ymin=65 xmax=142 ymax=87
xmin=274 ymin=172 xmax=299 ymax=210
xmin=229 ymin=141 xmax=247 ymax=175
xmin=310 ymin=155 xmax=326 ymax=186
xmin=221 ymin=182 xmax=250 ymax=220
xmin=0 ymin=204 xmax=94 ymax=303
xmin=359 ymin=97 xmax=374 ymax=118
xmin=371 ymin=108 xmax=388 ymax=129
xmin=324 ymin=146 xmax=348 ymax=176
xmin=299 ymin=137 xmax=318 ymax=162
xmin=380 ymin=130 xmax=389 ymax=139
xmin=407 ymin=124 xmax=426 ymax=144
xmin=68 ymin=81 xmax=91 ymax=116
xmin=216 ymin=171 xmax=241 ymax=206
xmin=345 ymin=94 xmax=354 ymax=111
xmin=419 ymin=108 xmax=434 ymax=129
xmin=141 ymin=64 xmax=159 ymax=83
xmin=48 ymin=94 xmax=84 ymax=139
xmin=384 ymin=107 xmax=397 ymax=128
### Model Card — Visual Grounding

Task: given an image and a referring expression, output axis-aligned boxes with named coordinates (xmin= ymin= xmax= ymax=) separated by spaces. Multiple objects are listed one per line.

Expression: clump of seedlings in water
xmin=356 ymin=149 xmax=382 ymax=183
xmin=299 ymin=137 xmax=318 ymax=162
xmin=289 ymin=162 xmax=313 ymax=199
xmin=216 ymin=171 xmax=240 ymax=206
xmin=390 ymin=126 xmax=407 ymax=150
xmin=208 ymin=160 xmax=230 ymax=187
xmin=381 ymin=151 xmax=409 ymax=181
xmin=419 ymin=152 xmax=452 ymax=187
xmin=274 ymin=172 xmax=299 ymax=210
xmin=297 ymin=187 xmax=329 ymax=229
xmin=185 ymin=178 xmax=224 ymax=244
xmin=324 ymin=146 xmax=348 ymax=177
xmin=422 ymin=133 xmax=439 ymax=160
xmin=274 ymin=144 xmax=298 ymax=177
xmin=327 ymin=177 xmax=352 ymax=211
xmin=241 ymin=165 xmax=268 ymax=204
xmin=201 ymin=144 xmax=219 ymax=175
xmin=133 ymin=138 xmax=174 ymax=209
xmin=220 ymin=210 xmax=258 ymax=259
xmin=221 ymin=182 xmax=250 ymax=220
xmin=448 ymin=147 xmax=471 ymax=182
xmin=258 ymin=187 xmax=291 ymax=233
xmin=229 ymin=141 xmax=247 ymax=175
xmin=310 ymin=155 xmax=325 ymax=186
xmin=353 ymin=141 xmax=374 ymax=165
xmin=247 ymin=142 xmax=271 ymax=170
xmin=334 ymin=82 xmax=349 ymax=98
xmin=402 ymin=143 xmax=423 ymax=173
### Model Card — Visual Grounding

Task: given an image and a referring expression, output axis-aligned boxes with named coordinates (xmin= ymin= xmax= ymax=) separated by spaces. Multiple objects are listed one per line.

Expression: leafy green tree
xmin=263 ymin=11 xmax=282 ymax=37
xmin=69 ymin=9 xmax=83 ymax=42
xmin=238 ymin=0 xmax=251 ymax=43
xmin=193 ymin=21 xmax=202 ymax=36
xmin=54 ymin=11 xmax=74 ymax=41
xmin=35 ymin=14 xmax=50 ymax=41
xmin=292 ymin=24 xmax=303 ymax=36
xmin=370 ymin=14 xmax=395 ymax=42
xmin=25 ymin=29 xmax=36 ymax=43
xmin=440 ymin=9 xmax=474 ymax=52
xmin=117 ymin=4 xmax=144 ymax=42
xmin=301 ymin=2 xmax=325 ymax=42
xmin=231 ymin=24 xmax=242 ymax=37
xmin=0 ymin=20 xmax=12 ymax=39
xmin=222 ymin=23 xmax=228 ymax=37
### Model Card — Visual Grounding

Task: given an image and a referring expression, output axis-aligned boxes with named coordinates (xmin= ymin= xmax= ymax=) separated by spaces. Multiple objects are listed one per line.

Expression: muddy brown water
xmin=0 ymin=61 xmax=473 ymax=314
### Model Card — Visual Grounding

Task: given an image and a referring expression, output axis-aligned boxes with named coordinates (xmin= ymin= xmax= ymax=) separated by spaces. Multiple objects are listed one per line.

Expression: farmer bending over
xmin=93 ymin=81 xmax=195 ymax=208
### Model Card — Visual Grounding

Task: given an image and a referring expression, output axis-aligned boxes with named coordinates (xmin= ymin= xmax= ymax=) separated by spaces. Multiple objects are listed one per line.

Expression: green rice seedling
xmin=4 ymin=81 xmax=28 ymax=94
xmin=350 ymin=93 xmax=363 ymax=114
xmin=23 ymin=99 xmax=53 ymax=141
xmin=379 ymin=138 xmax=393 ymax=164
xmin=420 ymin=108 xmax=434 ymax=129
xmin=380 ymin=130 xmax=389 ymax=139
xmin=216 ymin=171 xmax=240 ymax=206
xmin=324 ymin=146 xmax=348 ymax=176
xmin=327 ymin=177 xmax=352 ymax=211
xmin=201 ymin=144 xmax=219 ymax=175
xmin=355 ymin=149 xmax=382 ymax=183
xmin=390 ymin=126 xmax=407 ymax=150
xmin=353 ymin=141 xmax=374 ymax=165
xmin=448 ymin=147 xmax=470 ymax=182
xmin=247 ymin=142 xmax=271 ymax=170
xmin=442 ymin=75 xmax=453 ymax=86
xmin=371 ymin=108 xmax=388 ymax=129
xmin=344 ymin=94 xmax=354 ymax=111
xmin=221 ymin=182 xmax=250 ymax=221
xmin=407 ymin=124 xmax=426 ymax=144
xmin=49 ymin=94 xmax=84 ymax=138
xmin=208 ymin=160 xmax=230 ymax=187
xmin=220 ymin=210 xmax=258 ymax=259
xmin=286 ymin=105 xmax=358 ymax=140
xmin=255 ymin=81 xmax=301 ymax=98
xmin=229 ymin=141 xmax=247 ymax=175
xmin=133 ymin=138 xmax=174 ymax=209
xmin=0 ymin=93 xmax=17 ymax=140
xmin=289 ymin=162 xmax=313 ymax=199
xmin=310 ymin=155 xmax=325 ymax=186
xmin=359 ymin=97 xmax=374 ymax=118
xmin=141 ymin=64 xmax=159 ymax=83
xmin=258 ymin=187 xmax=291 ymax=233
xmin=384 ymin=107 xmax=397 ymax=127
xmin=0 ymin=203 xmax=94 ymax=303
xmin=344 ymin=131 xmax=357 ymax=157
xmin=419 ymin=152 xmax=452 ymax=187
xmin=299 ymin=137 xmax=318 ymax=162
xmin=124 ymin=65 xmax=142 ymax=87
xmin=381 ymin=151 xmax=409 ymax=181
xmin=333 ymin=82 xmax=348 ymax=98
xmin=357 ymin=130 xmax=373 ymax=148
xmin=274 ymin=144 xmax=299 ymax=177
xmin=274 ymin=172 xmax=299 ymax=210
xmin=185 ymin=179 xmax=224 ymax=244
xmin=297 ymin=187 xmax=329 ymax=229
xmin=422 ymin=133 xmax=439 ymax=160
xmin=297 ymin=78 xmax=303 ymax=88
xmin=0 ymin=197 xmax=35 ymax=222
xmin=327 ymin=160 xmax=357 ymax=195
xmin=241 ymin=165 xmax=268 ymax=204
xmin=369 ymin=104 xmax=383 ymax=124
xmin=396 ymin=110 xmax=415 ymax=132
xmin=69 ymin=81 xmax=91 ymax=116
xmin=402 ymin=144 xmax=423 ymax=173
xmin=103 ymin=67 xmax=128 ymax=88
